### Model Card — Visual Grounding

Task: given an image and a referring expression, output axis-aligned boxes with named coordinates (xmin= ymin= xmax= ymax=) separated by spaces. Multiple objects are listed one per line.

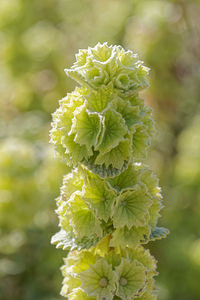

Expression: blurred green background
xmin=1 ymin=0 xmax=200 ymax=299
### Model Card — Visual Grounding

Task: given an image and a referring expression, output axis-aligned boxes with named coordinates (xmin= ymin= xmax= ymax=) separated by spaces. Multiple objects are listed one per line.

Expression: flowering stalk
xmin=50 ymin=43 xmax=168 ymax=300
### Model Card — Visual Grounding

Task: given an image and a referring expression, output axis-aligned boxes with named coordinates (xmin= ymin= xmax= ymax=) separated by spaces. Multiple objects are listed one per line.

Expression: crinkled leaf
xmin=148 ymin=197 xmax=162 ymax=228
xmin=68 ymin=288 xmax=96 ymax=300
xmin=112 ymin=97 xmax=142 ymax=132
xmin=83 ymin=173 xmax=116 ymax=222
xmin=109 ymin=226 xmax=150 ymax=249
xmin=95 ymin=139 xmax=131 ymax=170
xmin=124 ymin=247 xmax=157 ymax=274
xmin=149 ymin=227 xmax=169 ymax=241
xmin=62 ymin=134 xmax=92 ymax=164
xmin=96 ymin=108 xmax=127 ymax=153
xmin=61 ymin=169 xmax=83 ymax=200
xmin=51 ymin=229 xmax=74 ymax=250
xmin=137 ymin=166 xmax=161 ymax=197
xmin=65 ymin=250 xmax=97 ymax=274
xmin=82 ymin=157 xmax=129 ymax=178
xmin=51 ymin=229 xmax=100 ymax=251
xmin=70 ymin=105 xmax=102 ymax=148
xmin=86 ymin=84 xmax=114 ymax=112
xmin=132 ymin=125 xmax=150 ymax=159
xmin=60 ymin=275 xmax=81 ymax=297
xmin=108 ymin=164 xmax=139 ymax=192
xmin=68 ymin=193 xmax=102 ymax=239
xmin=90 ymin=42 xmax=113 ymax=63
xmin=112 ymin=184 xmax=151 ymax=229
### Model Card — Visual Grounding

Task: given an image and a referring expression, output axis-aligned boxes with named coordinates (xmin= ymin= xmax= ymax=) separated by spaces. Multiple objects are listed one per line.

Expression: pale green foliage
xmin=50 ymin=43 xmax=155 ymax=177
xmin=65 ymin=43 xmax=149 ymax=95
xmin=60 ymin=242 xmax=157 ymax=300
xmin=50 ymin=43 xmax=168 ymax=299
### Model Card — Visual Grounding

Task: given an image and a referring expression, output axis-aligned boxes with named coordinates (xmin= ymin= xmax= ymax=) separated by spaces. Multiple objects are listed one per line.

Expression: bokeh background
xmin=1 ymin=0 xmax=200 ymax=299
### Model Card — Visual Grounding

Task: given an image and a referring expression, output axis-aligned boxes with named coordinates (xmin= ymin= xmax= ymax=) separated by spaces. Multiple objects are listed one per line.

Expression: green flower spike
xmin=50 ymin=43 xmax=168 ymax=299
xmin=50 ymin=44 xmax=154 ymax=176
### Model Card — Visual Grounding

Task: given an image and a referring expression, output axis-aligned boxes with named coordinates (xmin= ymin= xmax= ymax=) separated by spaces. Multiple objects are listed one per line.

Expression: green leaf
xmin=115 ymin=258 xmax=146 ymax=300
xmin=60 ymin=276 xmax=81 ymax=298
xmin=70 ymin=105 xmax=102 ymax=149
xmin=80 ymin=259 xmax=117 ymax=300
xmin=68 ymin=193 xmax=102 ymax=239
xmin=61 ymin=169 xmax=84 ymax=200
xmin=51 ymin=228 xmax=74 ymax=250
xmin=65 ymin=250 xmax=97 ymax=274
xmin=95 ymin=139 xmax=131 ymax=170
xmin=132 ymin=125 xmax=150 ymax=159
xmin=149 ymin=227 xmax=169 ymax=241
xmin=68 ymin=288 xmax=96 ymax=300
xmin=112 ymin=184 xmax=152 ymax=229
xmin=90 ymin=42 xmax=113 ymax=63
xmin=112 ymin=97 xmax=142 ymax=132
xmin=124 ymin=247 xmax=157 ymax=274
xmin=86 ymin=84 xmax=114 ymax=112
xmin=62 ymin=134 xmax=92 ymax=165
xmin=148 ymin=197 xmax=162 ymax=228
xmin=137 ymin=166 xmax=161 ymax=197
xmin=108 ymin=164 xmax=139 ymax=192
xmin=118 ymin=50 xmax=139 ymax=69
xmin=96 ymin=108 xmax=127 ymax=154
xmin=109 ymin=226 xmax=150 ymax=249
xmin=51 ymin=229 xmax=100 ymax=251
xmin=83 ymin=172 xmax=116 ymax=222
xmin=82 ymin=157 xmax=129 ymax=178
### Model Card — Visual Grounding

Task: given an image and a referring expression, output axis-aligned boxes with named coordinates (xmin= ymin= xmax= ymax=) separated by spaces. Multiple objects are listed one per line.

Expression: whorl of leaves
xmin=50 ymin=43 xmax=168 ymax=299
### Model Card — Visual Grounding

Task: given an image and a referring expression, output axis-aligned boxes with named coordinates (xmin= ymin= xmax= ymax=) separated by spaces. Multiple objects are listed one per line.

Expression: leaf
xmin=148 ymin=197 xmax=162 ymax=228
xmin=108 ymin=164 xmax=139 ymax=192
xmin=112 ymin=97 xmax=142 ymax=132
xmin=115 ymin=258 xmax=146 ymax=300
xmin=74 ymin=49 xmax=88 ymax=67
xmin=90 ymin=42 xmax=113 ymax=63
xmin=132 ymin=125 xmax=150 ymax=159
xmin=68 ymin=288 xmax=96 ymax=300
xmin=137 ymin=166 xmax=161 ymax=197
xmin=68 ymin=193 xmax=102 ymax=239
xmin=149 ymin=227 xmax=169 ymax=241
xmin=82 ymin=173 xmax=116 ymax=222
xmin=61 ymin=276 xmax=81 ymax=298
xmin=95 ymin=108 xmax=127 ymax=154
xmin=124 ymin=247 xmax=157 ymax=274
xmin=86 ymin=84 xmax=114 ymax=112
xmin=70 ymin=105 xmax=102 ymax=149
xmin=51 ymin=229 xmax=73 ymax=250
xmin=61 ymin=169 xmax=84 ymax=200
xmin=62 ymin=134 xmax=92 ymax=165
xmin=109 ymin=226 xmax=150 ymax=249
xmin=95 ymin=139 xmax=131 ymax=170
xmin=51 ymin=229 xmax=100 ymax=252
xmin=112 ymin=184 xmax=152 ymax=229
xmin=65 ymin=250 xmax=97 ymax=274
xmin=118 ymin=50 xmax=139 ymax=69
xmin=82 ymin=156 xmax=129 ymax=178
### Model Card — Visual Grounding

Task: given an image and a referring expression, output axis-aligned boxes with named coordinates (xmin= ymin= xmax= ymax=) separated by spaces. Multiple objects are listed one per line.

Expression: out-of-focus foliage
xmin=0 ymin=0 xmax=200 ymax=299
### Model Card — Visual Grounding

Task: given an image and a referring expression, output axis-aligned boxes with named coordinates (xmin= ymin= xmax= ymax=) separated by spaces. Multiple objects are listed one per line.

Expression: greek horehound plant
xmin=50 ymin=43 xmax=168 ymax=300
